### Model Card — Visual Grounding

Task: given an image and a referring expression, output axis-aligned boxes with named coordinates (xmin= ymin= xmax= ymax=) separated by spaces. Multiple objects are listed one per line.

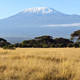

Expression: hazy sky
xmin=0 ymin=0 xmax=80 ymax=19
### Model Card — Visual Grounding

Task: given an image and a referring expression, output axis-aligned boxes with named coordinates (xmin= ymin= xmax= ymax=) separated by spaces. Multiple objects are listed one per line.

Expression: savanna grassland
xmin=0 ymin=48 xmax=80 ymax=80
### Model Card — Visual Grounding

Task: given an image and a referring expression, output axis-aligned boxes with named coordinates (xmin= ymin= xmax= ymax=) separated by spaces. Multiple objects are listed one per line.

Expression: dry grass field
xmin=0 ymin=48 xmax=80 ymax=80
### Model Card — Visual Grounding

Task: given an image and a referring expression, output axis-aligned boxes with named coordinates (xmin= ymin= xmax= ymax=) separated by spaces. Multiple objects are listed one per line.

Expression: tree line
xmin=1 ymin=29 xmax=80 ymax=49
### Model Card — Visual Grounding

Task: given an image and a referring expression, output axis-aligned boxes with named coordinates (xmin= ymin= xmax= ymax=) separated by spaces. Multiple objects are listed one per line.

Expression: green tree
xmin=0 ymin=38 xmax=7 ymax=42
xmin=54 ymin=37 xmax=73 ymax=44
xmin=34 ymin=35 xmax=55 ymax=44
xmin=67 ymin=43 xmax=73 ymax=47
xmin=70 ymin=30 xmax=80 ymax=41
xmin=73 ymin=42 xmax=79 ymax=48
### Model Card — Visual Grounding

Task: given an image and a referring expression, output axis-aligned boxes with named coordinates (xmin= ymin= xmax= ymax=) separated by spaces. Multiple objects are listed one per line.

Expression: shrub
xmin=3 ymin=45 xmax=15 ymax=49
xmin=33 ymin=44 xmax=43 ymax=48
xmin=73 ymin=43 xmax=79 ymax=48
xmin=67 ymin=43 xmax=73 ymax=47
xmin=54 ymin=44 xmax=59 ymax=48
xmin=13 ymin=43 xmax=19 ymax=48
xmin=42 ymin=44 xmax=49 ymax=48
xmin=50 ymin=44 xmax=55 ymax=47
xmin=18 ymin=44 xmax=22 ymax=47
xmin=59 ymin=43 xmax=64 ymax=47
xmin=21 ymin=44 xmax=27 ymax=47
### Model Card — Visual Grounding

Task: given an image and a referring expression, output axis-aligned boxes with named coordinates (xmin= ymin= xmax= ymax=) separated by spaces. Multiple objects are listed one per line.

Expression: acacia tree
xmin=54 ymin=37 xmax=73 ymax=44
xmin=0 ymin=38 xmax=7 ymax=42
xmin=71 ymin=30 xmax=80 ymax=41
xmin=34 ymin=36 xmax=53 ymax=40
xmin=34 ymin=35 xmax=54 ymax=44
xmin=0 ymin=38 xmax=10 ymax=47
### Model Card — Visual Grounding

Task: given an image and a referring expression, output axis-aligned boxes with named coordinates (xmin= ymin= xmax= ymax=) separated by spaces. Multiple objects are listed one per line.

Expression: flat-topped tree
xmin=0 ymin=38 xmax=7 ymax=42
xmin=0 ymin=38 xmax=11 ymax=47
xmin=54 ymin=37 xmax=73 ymax=44
xmin=71 ymin=30 xmax=80 ymax=41
xmin=34 ymin=35 xmax=54 ymax=44
xmin=34 ymin=36 xmax=53 ymax=40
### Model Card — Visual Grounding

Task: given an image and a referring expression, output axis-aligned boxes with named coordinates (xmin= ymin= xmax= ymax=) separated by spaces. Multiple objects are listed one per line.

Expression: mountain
xmin=0 ymin=7 xmax=80 ymax=43
xmin=1 ymin=7 xmax=80 ymax=27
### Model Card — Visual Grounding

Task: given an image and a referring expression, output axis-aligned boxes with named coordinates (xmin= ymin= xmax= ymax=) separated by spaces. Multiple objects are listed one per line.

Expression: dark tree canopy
xmin=54 ymin=37 xmax=73 ymax=44
xmin=34 ymin=35 xmax=55 ymax=44
xmin=0 ymin=38 xmax=10 ymax=47
xmin=0 ymin=38 xmax=7 ymax=42
xmin=20 ymin=35 xmax=75 ymax=48
xmin=34 ymin=35 xmax=53 ymax=40
xmin=71 ymin=30 xmax=80 ymax=41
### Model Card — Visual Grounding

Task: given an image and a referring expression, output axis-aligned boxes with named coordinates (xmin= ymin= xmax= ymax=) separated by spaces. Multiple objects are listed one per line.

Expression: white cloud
xmin=42 ymin=23 xmax=80 ymax=27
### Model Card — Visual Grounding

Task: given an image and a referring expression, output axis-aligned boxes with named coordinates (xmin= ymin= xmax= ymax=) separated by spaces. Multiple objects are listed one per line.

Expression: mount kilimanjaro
xmin=0 ymin=7 xmax=80 ymax=43
xmin=1 ymin=7 xmax=80 ymax=27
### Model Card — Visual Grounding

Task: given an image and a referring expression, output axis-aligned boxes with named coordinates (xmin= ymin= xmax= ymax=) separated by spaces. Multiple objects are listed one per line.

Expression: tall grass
xmin=0 ymin=48 xmax=80 ymax=80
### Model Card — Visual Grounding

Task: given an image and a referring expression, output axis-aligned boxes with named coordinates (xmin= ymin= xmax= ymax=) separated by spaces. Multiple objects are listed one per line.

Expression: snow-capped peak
xmin=22 ymin=7 xmax=58 ymax=14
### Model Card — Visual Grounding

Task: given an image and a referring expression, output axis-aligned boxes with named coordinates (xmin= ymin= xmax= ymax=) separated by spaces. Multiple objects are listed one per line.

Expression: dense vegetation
xmin=0 ymin=38 xmax=11 ymax=48
xmin=1 ymin=30 xmax=80 ymax=49
xmin=71 ymin=30 xmax=80 ymax=41
xmin=20 ymin=36 xmax=74 ymax=48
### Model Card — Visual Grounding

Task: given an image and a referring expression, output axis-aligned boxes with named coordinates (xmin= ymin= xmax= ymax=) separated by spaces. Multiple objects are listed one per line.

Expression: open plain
xmin=0 ymin=48 xmax=80 ymax=80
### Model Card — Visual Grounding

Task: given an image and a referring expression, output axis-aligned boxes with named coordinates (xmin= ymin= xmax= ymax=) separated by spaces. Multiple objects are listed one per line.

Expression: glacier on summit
xmin=22 ymin=7 xmax=60 ymax=14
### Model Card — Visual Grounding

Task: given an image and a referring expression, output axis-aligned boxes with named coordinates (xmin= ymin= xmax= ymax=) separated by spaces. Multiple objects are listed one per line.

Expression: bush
xmin=13 ymin=43 xmax=19 ymax=48
xmin=42 ymin=44 xmax=49 ymax=48
xmin=73 ymin=43 xmax=79 ymax=48
xmin=50 ymin=44 xmax=55 ymax=47
xmin=54 ymin=44 xmax=59 ymax=48
xmin=59 ymin=43 xmax=65 ymax=47
xmin=67 ymin=43 xmax=73 ymax=47
xmin=18 ymin=44 xmax=22 ymax=47
xmin=3 ymin=45 xmax=15 ymax=49
xmin=0 ymin=41 xmax=10 ymax=47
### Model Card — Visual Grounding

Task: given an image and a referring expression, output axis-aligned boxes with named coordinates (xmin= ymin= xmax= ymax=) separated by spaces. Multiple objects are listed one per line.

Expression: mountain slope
xmin=0 ymin=7 xmax=80 ymax=28
xmin=0 ymin=7 xmax=80 ymax=43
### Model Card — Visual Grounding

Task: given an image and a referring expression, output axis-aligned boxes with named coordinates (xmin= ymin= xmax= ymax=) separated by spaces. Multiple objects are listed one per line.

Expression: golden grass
xmin=0 ymin=48 xmax=80 ymax=80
